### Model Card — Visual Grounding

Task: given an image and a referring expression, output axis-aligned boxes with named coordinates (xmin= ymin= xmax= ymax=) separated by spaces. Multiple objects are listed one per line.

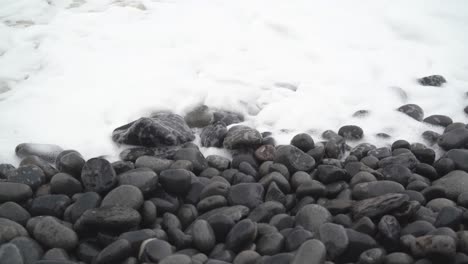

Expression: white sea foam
xmin=1 ymin=0 xmax=467 ymax=164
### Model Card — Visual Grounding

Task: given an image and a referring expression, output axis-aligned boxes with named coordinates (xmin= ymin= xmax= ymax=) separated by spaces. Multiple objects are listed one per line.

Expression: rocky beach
xmin=2 ymin=77 xmax=468 ymax=263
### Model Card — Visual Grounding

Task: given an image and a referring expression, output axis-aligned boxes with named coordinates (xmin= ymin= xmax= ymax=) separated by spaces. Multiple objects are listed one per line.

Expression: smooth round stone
xmin=191 ymin=220 xmax=216 ymax=253
xmin=274 ymin=145 xmax=315 ymax=173
xmin=140 ymin=239 xmax=174 ymax=263
xmin=67 ymin=192 xmax=101 ymax=223
xmin=352 ymin=181 xmax=404 ymax=200
xmin=424 ymin=115 xmax=453 ymax=127
xmin=284 ymin=227 xmax=313 ymax=251
xmin=248 ymin=201 xmax=285 ymax=223
xmin=233 ymin=250 xmax=260 ymax=264
xmin=42 ymin=248 xmax=69 ymax=260
xmin=350 ymin=171 xmax=377 ymax=187
xmin=50 ymin=173 xmax=82 ymax=196
xmin=316 ymin=165 xmax=348 ymax=184
xmin=135 ymin=156 xmax=173 ymax=173
xmin=117 ymin=168 xmax=158 ymax=195
xmin=0 ymin=243 xmax=23 ymax=264
xmin=291 ymin=133 xmax=315 ymax=152
xmin=256 ymin=232 xmax=284 ymax=255
xmin=339 ymin=229 xmax=378 ymax=262
xmin=434 ymin=158 xmax=455 ymax=176
xmin=95 ymin=239 xmax=131 ymax=264
xmin=160 ymin=254 xmax=192 ymax=264
xmin=7 ymin=165 xmax=46 ymax=191
xmin=225 ymin=219 xmax=257 ymax=253
xmin=101 ymin=185 xmax=143 ymax=210
xmin=10 ymin=237 xmax=43 ymax=264
xmin=184 ymin=105 xmax=213 ymax=128
xmin=112 ymin=161 xmax=135 ymax=175
xmin=177 ymin=204 xmax=198 ymax=229
xmin=434 ymin=206 xmax=463 ymax=228
xmin=438 ymin=128 xmax=468 ymax=150
xmin=384 ymin=252 xmax=414 ymax=264
xmin=173 ymin=148 xmax=208 ymax=173
xmin=291 ymin=239 xmax=326 ymax=264
xmin=381 ymin=164 xmax=412 ymax=185
xmin=197 ymin=195 xmax=228 ymax=212
xmin=55 ymin=150 xmax=85 ymax=177
xmin=397 ymin=104 xmax=424 ymax=121
xmin=445 ymin=149 xmax=468 ymax=173
xmin=358 ymin=248 xmax=386 ymax=264
xmin=0 ymin=202 xmax=30 ymax=226
xmin=159 ymin=169 xmax=193 ymax=195
xmin=75 ymin=206 xmax=141 ymax=232
xmin=0 ymin=217 xmax=29 ymax=244
xmin=296 ymin=180 xmax=326 ymax=198
xmin=33 ymin=216 xmax=78 ymax=250
xmin=254 ymin=145 xmax=276 ymax=162
xmin=20 ymin=155 xmax=58 ymax=179
xmin=414 ymin=163 xmax=439 ymax=181
xmin=199 ymin=182 xmax=229 ymax=200
xmin=319 ymin=223 xmax=348 ymax=259
xmin=295 ymin=204 xmax=331 ymax=233
xmin=401 ymin=220 xmax=435 ymax=237
xmin=338 ymin=125 xmax=364 ymax=140
xmin=206 ymin=155 xmax=230 ymax=171
xmin=427 ymin=198 xmax=456 ymax=212
xmin=30 ymin=195 xmax=71 ymax=218
xmin=228 ymin=183 xmax=264 ymax=209
xmin=81 ymin=158 xmax=117 ymax=194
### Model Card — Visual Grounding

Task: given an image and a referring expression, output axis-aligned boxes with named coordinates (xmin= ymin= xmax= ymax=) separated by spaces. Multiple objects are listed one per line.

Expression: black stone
xmin=81 ymin=158 xmax=117 ymax=194
xmin=397 ymin=104 xmax=424 ymax=121
xmin=112 ymin=113 xmax=195 ymax=147
xmin=418 ymin=75 xmax=447 ymax=87
xmin=201 ymin=122 xmax=228 ymax=148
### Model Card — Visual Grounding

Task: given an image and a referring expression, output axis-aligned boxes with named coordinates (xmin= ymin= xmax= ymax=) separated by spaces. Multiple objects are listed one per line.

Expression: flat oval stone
xmin=117 ymin=168 xmax=158 ymax=195
xmin=352 ymin=181 xmax=404 ymax=200
xmin=291 ymin=239 xmax=326 ymax=264
xmin=295 ymin=204 xmax=331 ymax=233
xmin=95 ymin=239 xmax=131 ymax=264
xmin=8 ymin=165 xmax=46 ymax=190
xmin=33 ymin=216 xmax=78 ymax=250
xmin=75 ymin=206 xmax=141 ymax=232
xmin=352 ymin=193 xmax=409 ymax=219
xmin=0 ymin=218 xmax=29 ymax=244
xmin=223 ymin=125 xmax=262 ymax=149
xmin=192 ymin=220 xmax=216 ymax=253
xmin=274 ymin=145 xmax=315 ymax=173
xmin=101 ymin=185 xmax=144 ymax=209
xmin=225 ymin=219 xmax=257 ymax=253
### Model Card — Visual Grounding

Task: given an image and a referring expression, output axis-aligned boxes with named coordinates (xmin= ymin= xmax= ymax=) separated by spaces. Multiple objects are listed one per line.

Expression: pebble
xmin=295 ymin=204 xmax=331 ymax=233
xmin=80 ymin=158 xmax=117 ymax=194
xmin=291 ymin=239 xmax=326 ymax=264
xmin=274 ymin=145 xmax=315 ymax=173
xmin=223 ymin=125 xmax=263 ymax=149
xmin=101 ymin=185 xmax=144 ymax=209
xmin=33 ymin=216 xmax=78 ymax=250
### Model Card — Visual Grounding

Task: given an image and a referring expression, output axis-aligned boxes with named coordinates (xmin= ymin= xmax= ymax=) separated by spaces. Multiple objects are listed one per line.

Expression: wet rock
xmin=30 ymin=195 xmax=71 ymax=218
xmin=8 ymin=165 xmax=46 ymax=190
xmin=75 ymin=206 xmax=141 ymax=232
xmin=213 ymin=110 xmax=244 ymax=126
xmin=0 ymin=218 xmax=28 ymax=243
xmin=290 ymin=133 xmax=315 ymax=152
xmin=119 ymin=147 xmax=155 ymax=162
xmin=274 ymin=145 xmax=315 ymax=173
xmin=67 ymin=192 xmax=101 ymax=223
xmin=33 ymin=216 xmax=78 ymax=250
xmin=101 ymin=185 xmax=144 ymax=209
xmin=338 ymin=125 xmax=364 ymax=140
xmin=295 ymin=204 xmax=331 ymax=233
xmin=185 ymin=105 xmax=214 ymax=128
xmin=424 ymin=115 xmax=453 ymax=127
xmin=225 ymin=219 xmax=257 ymax=253
xmin=159 ymin=169 xmax=193 ymax=195
xmin=418 ymin=75 xmax=447 ymax=87
xmin=397 ymin=104 xmax=424 ymax=121
xmin=352 ymin=181 xmax=404 ymax=200
xmin=352 ymin=193 xmax=409 ymax=219
xmin=319 ymin=223 xmax=348 ymax=259
xmin=112 ymin=113 xmax=195 ymax=147
xmin=117 ymin=168 xmax=158 ymax=195
xmin=228 ymin=183 xmax=264 ymax=209
xmin=291 ymin=239 xmax=326 ymax=264
xmin=0 ymin=182 xmax=32 ymax=203
xmin=95 ymin=239 xmax=131 ymax=264
xmin=433 ymin=170 xmax=468 ymax=200
xmin=201 ymin=122 xmax=228 ymax=148
xmin=50 ymin=173 xmax=82 ymax=196
xmin=223 ymin=125 xmax=262 ymax=149
xmin=173 ymin=147 xmax=208 ymax=173
xmin=438 ymin=128 xmax=468 ymax=150
xmin=55 ymin=150 xmax=85 ymax=178
xmin=15 ymin=143 xmax=63 ymax=163
xmin=445 ymin=149 xmax=468 ymax=172
xmin=81 ymin=158 xmax=117 ymax=194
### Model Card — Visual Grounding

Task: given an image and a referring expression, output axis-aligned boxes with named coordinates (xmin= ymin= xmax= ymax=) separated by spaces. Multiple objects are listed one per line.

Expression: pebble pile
xmin=2 ymin=75 xmax=468 ymax=264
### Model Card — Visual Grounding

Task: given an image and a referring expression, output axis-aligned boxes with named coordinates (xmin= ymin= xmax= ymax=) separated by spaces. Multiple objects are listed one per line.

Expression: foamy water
xmin=1 ymin=0 xmax=468 ymax=164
